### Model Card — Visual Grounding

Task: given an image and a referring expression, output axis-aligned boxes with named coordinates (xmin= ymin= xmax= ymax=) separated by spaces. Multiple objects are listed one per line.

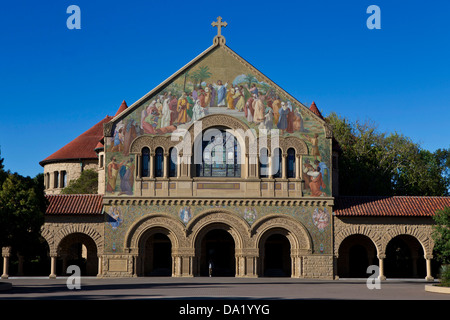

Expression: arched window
xmin=287 ymin=148 xmax=296 ymax=178
xmin=61 ymin=171 xmax=67 ymax=188
xmin=141 ymin=147 xmax=150 ymax=177
xmin=259 ymin=147 xmax=269 ymax=178
xmin=196 ymin=129 xmax=241 ymax=177
xmin=272 ymin=148 xmax=282 ymax=178
xmin=155 ymin=147 xmax=164 ymax=177
xmin=169 ymin=147 xmax=177 ymax=177
xmin=54 ymin=171 xmax=59 ymax=188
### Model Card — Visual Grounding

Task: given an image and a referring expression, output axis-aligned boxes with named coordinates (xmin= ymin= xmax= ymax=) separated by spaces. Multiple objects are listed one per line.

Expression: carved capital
xmin=103 ymin=122 xmax=114 ymax=137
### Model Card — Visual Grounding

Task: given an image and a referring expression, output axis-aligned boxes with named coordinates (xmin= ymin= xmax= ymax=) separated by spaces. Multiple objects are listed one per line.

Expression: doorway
xmin=199 ymin=229 xmax=235 ymax=277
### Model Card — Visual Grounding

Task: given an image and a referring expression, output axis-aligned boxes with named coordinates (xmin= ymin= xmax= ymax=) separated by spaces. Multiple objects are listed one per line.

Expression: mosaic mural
xmin=104 ymin=47 xmax=331 ymax=197
xmin=104 ymin=204 xmax=332 ymax=255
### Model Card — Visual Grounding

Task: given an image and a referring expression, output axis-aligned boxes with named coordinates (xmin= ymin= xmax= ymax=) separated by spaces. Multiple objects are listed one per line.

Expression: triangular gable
xmin=103 ymin=38 xmax=333 ymax=198
xmin=107 ymin=42 xmax=326 ymax=130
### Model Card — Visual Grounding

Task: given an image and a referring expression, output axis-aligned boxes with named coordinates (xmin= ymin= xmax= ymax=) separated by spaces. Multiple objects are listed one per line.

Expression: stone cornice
xmin=102 ymin=197 xmax=334 ymax=207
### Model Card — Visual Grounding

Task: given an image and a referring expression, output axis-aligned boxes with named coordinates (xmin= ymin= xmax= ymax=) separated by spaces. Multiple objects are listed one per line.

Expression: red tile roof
xmin=45 ymin=194 xmax=104 ymax=215
xmin=115 ymin=100 xmax=128 ymax=116
xmin=40 ymin=100 xmax=127 ymax=166
xmin=334 ymin=196 xmax=450 ymax=217
xmin=39 ymin=116 xmax=113 ymax=166
xmin=94 ymin=140 xmax=104 ymax=151
xmin=309 ymin=101 xmax=324 ymax=120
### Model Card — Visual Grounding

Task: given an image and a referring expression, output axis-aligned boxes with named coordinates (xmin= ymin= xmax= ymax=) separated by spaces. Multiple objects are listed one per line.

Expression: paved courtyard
xmin=0 ymin=277 xmax=448 ymax=300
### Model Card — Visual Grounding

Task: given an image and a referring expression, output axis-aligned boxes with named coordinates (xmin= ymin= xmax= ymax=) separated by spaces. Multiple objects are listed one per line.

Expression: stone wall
xmin=43 ymin=160 xmax=98 ymax=194
xmin=302 ymin=255 xmax=334 ymax=279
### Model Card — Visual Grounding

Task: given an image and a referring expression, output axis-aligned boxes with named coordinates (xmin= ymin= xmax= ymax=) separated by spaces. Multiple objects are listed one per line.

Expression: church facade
xmin=25 ymin=20 xmax=450 ymax=281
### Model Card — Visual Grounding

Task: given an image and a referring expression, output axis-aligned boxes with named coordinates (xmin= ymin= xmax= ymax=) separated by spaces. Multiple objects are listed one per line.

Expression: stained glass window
xmin=273 ymin=148 xmax=282 ymax=178
xmin=155 ymin=147 xmax=164 ymax=177
xmin=196 ymin=129 xmax=241 ymax=177
xmin=287 ymin=148 xmax=296 ymax=178
xmin=141 ymin=147 xmax=150 ymax=177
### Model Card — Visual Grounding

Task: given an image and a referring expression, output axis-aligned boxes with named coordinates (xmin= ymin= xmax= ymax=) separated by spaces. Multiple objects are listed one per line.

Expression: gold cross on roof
xmin=212 ymin=16 xmax=227 ymax=37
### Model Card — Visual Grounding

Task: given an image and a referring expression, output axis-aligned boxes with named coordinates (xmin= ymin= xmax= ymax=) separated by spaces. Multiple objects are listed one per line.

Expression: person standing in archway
xmin=209 ymin=259 xmax=214 ymax=277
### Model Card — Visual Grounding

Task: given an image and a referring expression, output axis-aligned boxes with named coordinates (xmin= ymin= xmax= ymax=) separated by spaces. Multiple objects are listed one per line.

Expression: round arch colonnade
xmin=5 ymin=214 xmax=437 ymax=280
xmin=334 ymin=219 xmax=436 ymax=281
xmin=112 ymin=210 xmax=314 ymax=278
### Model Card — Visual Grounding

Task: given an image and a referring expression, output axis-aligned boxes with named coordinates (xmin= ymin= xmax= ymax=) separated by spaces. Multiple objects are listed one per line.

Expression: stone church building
xmin=5 ymin=18 xmax=448 ymax=281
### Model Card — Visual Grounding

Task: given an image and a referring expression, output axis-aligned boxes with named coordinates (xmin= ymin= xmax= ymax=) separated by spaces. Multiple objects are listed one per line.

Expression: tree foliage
xmin=432 ymin=207 xmax=450 ymax=264
xmin=0 ymin=171 xmax=46 ymax=255
xmin=0 ymin=149 xmax=7 ymax=186
xmin=432 ymin=206 xmax=450 ymax=286
xmin=326 ymin=112 xmax=450 ymax=196
xmin=60 ymin=169 xmax=98 ymax=194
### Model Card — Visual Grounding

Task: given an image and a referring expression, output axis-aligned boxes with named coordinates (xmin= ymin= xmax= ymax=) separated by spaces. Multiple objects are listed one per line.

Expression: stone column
xmin=1 ymin=247 xmax=11 ymax=279
xmin=268 ymin=156 xmax=273 ymax=179
xmin=378 ymin=254 xmax=386 ymax=280
xmin=177 ymin=153 xmax=182 ymax=178
xmin=296 ymin=155 xmax=302 ymax=179
xmin=49 ymin=255 xmax=57 ymax=279
xmin=163 ymin=152 xmax=169 ymax=178
xmin=97 ymin=256 xmax=102 ymax=277
xmin=425 ymin=255 xmax=434 ymax=281
xmin=136 ymin=154 xmax=141 ymax=178
xmin=245 ymin=153 xmax=249 ymax=179
xmin=149 ymin=152 xmax=155 ymax=179
xmin=282 ymin=154 xmax=287 ymax=179
xmin=173 ymin=255 xmax=182 ymax=277
xmin=186 ymin=155 xmax=192 ymax=179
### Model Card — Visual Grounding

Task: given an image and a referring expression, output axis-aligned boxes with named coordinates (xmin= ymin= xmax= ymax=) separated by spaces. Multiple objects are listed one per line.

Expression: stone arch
xmin=186 ymin=209 xmax=250 ymax=250
xmin=53 ymin=224 xmax=103 ymax=256
xmin=256 ymin=136 xmax=309 ymax=156
xmin=186 ymin=209 xmax=249 ymax=277
xmin=336 ymin=234 xmax=379 ymax=278
xmin=250 ymin=214 xmax=312 ymax=252
xmin=186 ymin=114 xmax=255 ymax=154
xmin=129 ymin=135 xmax=179 ymax=154
xmin=124 ymin=213 xmax=187 ymax=253
xmin=381 ymin=226 xmax=434 ymax=257
xmin=40 ymin=226 xmax=55 ymax=256
xmin=280 ymin=136 xmax=309 ymax=155
xmin=191 ymin=125 xmax=248 ymax=173
xmin=334 ymin=225 xmax=382 ymax=257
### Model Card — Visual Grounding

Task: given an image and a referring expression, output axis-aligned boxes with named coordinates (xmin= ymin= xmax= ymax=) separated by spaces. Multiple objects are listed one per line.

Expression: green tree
xmin=326 ymin=112 xmax=450 ymax=196
xmin=432 ymin=206 xmax=450 ymax=286
xmin=61 ymin=169 xmax=98 ymax=194
xmin=0 ymin=148 xmax=7 ymax=186
xmin=433 ymin=207 xmax=450 ymax=264
xmin=0 ymin=172 xmax=46 ymax=255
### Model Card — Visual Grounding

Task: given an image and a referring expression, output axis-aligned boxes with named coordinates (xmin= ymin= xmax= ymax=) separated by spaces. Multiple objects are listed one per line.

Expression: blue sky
xmin=0 ymin=0 xmax=449 ymax=178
